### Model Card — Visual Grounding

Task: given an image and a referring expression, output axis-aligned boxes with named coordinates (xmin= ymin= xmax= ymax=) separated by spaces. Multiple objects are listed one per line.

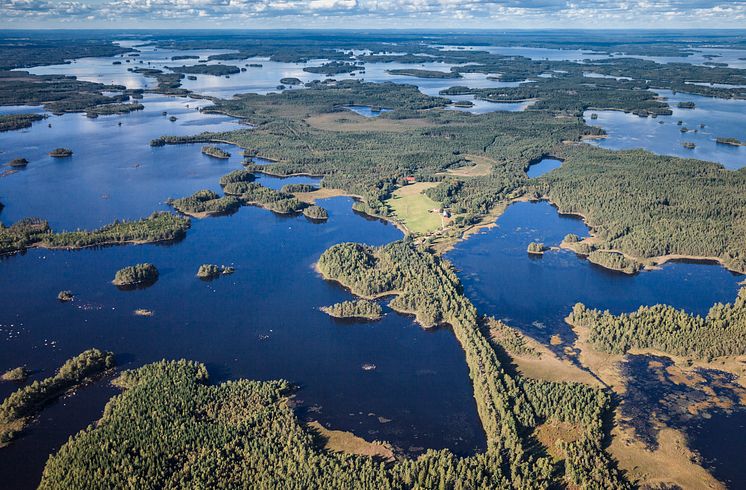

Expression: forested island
xmin=168 ymin=190 xmax=240 ymax=218
xmin=321 ymin=299 xmax=382 ymax=320
xmin=386 ymin=68 xmax=461 ymax=79
xmin=113 ymin=263 xmax=159 ymax=288
xmin=167 ymin=64 xmax=241 ymax=76
xmin=0 ymin=113 xmax=45 ymax=132
xmin=48 ymin=147 xmax=73 ymax=157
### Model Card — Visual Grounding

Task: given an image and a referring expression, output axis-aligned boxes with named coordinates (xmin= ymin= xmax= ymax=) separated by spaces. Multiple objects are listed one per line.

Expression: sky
xmin=2 ymin=0 xmax=746 ymax=29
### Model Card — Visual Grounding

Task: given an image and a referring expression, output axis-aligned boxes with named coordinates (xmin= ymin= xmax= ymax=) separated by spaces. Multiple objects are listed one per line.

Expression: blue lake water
xmin=3 ymin=40 xmax=746 ymax=489
xmin=446 ymin=200 xmax=743 ymax=484
xmin=0 ymin=95 xmax=241 ymax=229
xmin=345 ymin=105 xmax=392 ymax=117
xmin=585 ymin=89 xmax=746 ymax=169
xmin=0 ymin=198 xmax=485 ymax=488
xmin=447 ymin=201 xmax=742 ymax=345
xmin=0 ymin=91 xmax=487 ymax=488
xmin=526 ymin=157 xmax=562 ymax=178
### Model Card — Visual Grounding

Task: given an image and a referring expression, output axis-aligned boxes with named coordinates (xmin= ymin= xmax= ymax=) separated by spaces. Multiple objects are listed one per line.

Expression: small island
xmin=197 ymin=264 xmax=234 ymax=279
xmin=113 ymin=263 xmax=159 ymax=288
xmin=321 ymin=299 xmax=383 ymax=321
xmin=167 ymin=64 xmax=240 ymax=76
xmin=715 ymin=136 xmax=744 ymax=147
xmin=197 ymin=264 xmax=220 ymax=279
xmin=202 ymin=145 xmax=231 ymax=159
xmin=0 ymin=113 xmax=46 ymax=132
xmin=452 ymin=100 xmax=474 ymax=108
xmin=49 ymin=148 xmax=73 ymax=158
xmin=302 ymin=205 xmax=329 ymax=221
xmin=386 ymin=68 xmax=460 ymax=79
xmin=1 ymin=366 xmax=28 ymax=382
xmin=677 ymin=101 xmax=696 ymax=109
xmin=527 ymin=242 xmax=546 ymax=255
xmin=168 ymin=189 xmax=240 ymax=218
xmin=57 ymin=290 xmax=74 ymax=302
xmin=279 ymin=77 xmax=302 ymax=86
xmin=682 ymin=141 xmax=696 ymax=149
xmin=8 ymin=158 xmax=28 ymax=168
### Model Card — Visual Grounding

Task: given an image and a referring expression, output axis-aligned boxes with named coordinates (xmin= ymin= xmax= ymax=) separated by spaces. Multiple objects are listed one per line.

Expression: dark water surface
xmin=0 ymin=93 xmax=485 ymax=488
xmin=447 ymin=200 xmax=743 ymax=484
xmin=0 ymin=198 xmax=486 ymax=488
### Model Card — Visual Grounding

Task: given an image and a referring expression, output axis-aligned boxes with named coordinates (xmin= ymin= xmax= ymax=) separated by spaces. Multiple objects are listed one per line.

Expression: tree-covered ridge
xmin=318 ymin=239 xmax=629 ymax=488
xmin=568 ymin=287 xmax=746 ymax=361
xmin=321 ymin=299 xmax=383 ymax=320
xmin=0 ymin=212 xmax=190 ymax=255
xmin=539 ymin=145 xmax=746 ymax=273
xmin=1 ymin=349 xmax=114 ymax=446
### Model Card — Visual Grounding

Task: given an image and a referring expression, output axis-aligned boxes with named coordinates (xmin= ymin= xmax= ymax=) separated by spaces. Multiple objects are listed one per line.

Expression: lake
xmin=0 ymin=92 xmax=486 ymax=489
xmin=584 ymin=89 xmax=746 ymax=169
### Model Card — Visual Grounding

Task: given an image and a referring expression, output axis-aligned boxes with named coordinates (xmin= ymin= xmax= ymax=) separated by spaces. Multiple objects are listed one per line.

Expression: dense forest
xmin=540 ymin=145 xmax=746 ymax=272
xmin=568 ymin=287 xmax=746 ymax=361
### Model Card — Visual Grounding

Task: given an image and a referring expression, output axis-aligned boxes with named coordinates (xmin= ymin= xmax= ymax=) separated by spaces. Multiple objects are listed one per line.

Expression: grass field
xmin=386 ymin=182 xmax=443 ymax=234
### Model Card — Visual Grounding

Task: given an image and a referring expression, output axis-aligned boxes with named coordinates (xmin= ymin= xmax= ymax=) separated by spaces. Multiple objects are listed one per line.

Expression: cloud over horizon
xmin=2 ymin=0 xmax=746 ymax=28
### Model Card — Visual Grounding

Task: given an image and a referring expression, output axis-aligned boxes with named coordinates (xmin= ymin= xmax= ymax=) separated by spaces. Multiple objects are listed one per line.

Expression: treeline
xmin=0 ymin=113 xmax=46 ymax=132
xmin=1 ymin=349 xmax=114 ymax=446
xmin=321 ymin=299 xmax=383 ymax=320
xmin=318 ymin=239 xmax=630 ymax=488
xmin=540 ymin=145 xmax=746 ymax=273
xmin=568 ymin=287 xmax=746 ymax=361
